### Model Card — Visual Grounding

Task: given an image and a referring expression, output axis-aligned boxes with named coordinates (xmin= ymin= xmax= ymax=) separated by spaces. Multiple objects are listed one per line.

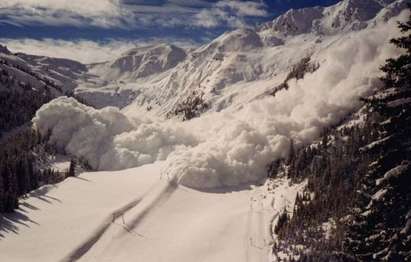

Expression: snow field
xmin=0 ymin=162 xmax=278 ymax=262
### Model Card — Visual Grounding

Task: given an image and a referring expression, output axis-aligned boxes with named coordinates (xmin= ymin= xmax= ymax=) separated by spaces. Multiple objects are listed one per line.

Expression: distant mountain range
xmin=1 ymin=0 xmax=407 ymax=119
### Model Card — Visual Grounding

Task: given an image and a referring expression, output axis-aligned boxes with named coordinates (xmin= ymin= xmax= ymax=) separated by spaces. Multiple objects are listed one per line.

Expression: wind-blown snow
xmin=33 ymin=11 xmax=405 ymax=190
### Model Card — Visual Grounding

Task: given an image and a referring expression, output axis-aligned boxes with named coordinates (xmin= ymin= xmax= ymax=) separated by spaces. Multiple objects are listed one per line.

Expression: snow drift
xmin=33 ymin=11 xmax=405 ymax=190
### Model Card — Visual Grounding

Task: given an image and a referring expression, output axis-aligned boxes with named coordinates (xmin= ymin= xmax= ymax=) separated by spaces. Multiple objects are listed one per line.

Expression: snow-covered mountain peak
xmin=121 ymin=43 xmax=183 ymax=59
xmin=91 ymin=43 xmax=187 ymax=81
xmin=264 ymin=0 xmax=404 ymax=36
xmin=373 ymin=0 xmax=409 ymax=23
xmin=74 ymin=0 xmax=409 ymax=114
xmin=194 ymin=28 xmax=263 ymax=57
xmin=210 ymin=28 xmax=263 ymax=52
xmin=269 ymin=6 xmax=324 ymax=36
xmin=323 ymin=0 xmax=386 ymax=31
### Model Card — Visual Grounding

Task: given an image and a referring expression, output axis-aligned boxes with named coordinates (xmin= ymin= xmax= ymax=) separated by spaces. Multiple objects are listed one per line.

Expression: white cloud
xmin=1 ymin=39 xmax=136 ymax=64
xmin=194 ymin=0 xmax=268 ymax=28
xmin=217 ymin=1 xmax=268 ymax=17
xmin=194 ymin=9 xmax=221 ymax=28
xmin=0 ymin=0 xmax=130 ymax=28
xmin=0 ymin=0 xmax=120 ymax=16
xmin=1 ymin=38 xmax=200 ymax=64
xmin=0 ymin=0 xmax=269 ymax=29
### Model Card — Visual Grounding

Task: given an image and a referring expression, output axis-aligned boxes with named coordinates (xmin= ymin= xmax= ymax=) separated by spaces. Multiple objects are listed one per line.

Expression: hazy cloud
xmin=1 ymin=38 xmax=199 ymax=64
xmin=194 ymin=1 xmax=268 ymax=28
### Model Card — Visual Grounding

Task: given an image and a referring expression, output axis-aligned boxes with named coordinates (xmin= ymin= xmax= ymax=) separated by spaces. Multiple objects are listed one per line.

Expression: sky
xmin=0 ymin=0 xmax=340 ymax=63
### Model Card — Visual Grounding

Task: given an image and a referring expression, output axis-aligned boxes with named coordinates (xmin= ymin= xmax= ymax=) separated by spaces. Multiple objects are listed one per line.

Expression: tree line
xmin=0 ymin=127 xmax=77 ymax=213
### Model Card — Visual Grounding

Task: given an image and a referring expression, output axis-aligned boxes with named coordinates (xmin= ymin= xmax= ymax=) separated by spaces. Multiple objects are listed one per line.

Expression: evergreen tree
xmin=4 ymin=164 xmax=19 ymax=212
xmin=0 ymin=163 xmax=5 ymax=212
xmin=344 ymin=6 xmax=411 ymax=261
xmin=68 ymin=158 xmax=76 ymax=177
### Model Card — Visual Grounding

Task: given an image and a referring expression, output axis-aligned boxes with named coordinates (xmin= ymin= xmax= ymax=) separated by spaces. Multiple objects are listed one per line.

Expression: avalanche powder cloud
xmin=33 ymin=13 xmax=404 ymax=190
xmin=33 ymin=98 xmax=197 ymax=170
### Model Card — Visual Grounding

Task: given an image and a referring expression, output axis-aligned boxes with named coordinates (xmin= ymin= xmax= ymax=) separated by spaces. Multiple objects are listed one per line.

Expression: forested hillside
xmin=0 ymin=48 xmax=84 ymax=213
xmin=0 ymin=56 xmax=55 ymax=135
xmin=269 ymin=7 xmax=411 ymax=261
xmin=345 ymin=7 xmax=411 ymax=260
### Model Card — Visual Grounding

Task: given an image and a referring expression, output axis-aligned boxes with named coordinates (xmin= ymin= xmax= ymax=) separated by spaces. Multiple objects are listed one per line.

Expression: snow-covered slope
xmin=261 ymin=0 xmax=399 ymax=36
xmin=0 ymin=45 xmax=60 ymax=96
xmin=0 ymin=44 xmax=86 ymax=95
xmin=16 ymin=52 xmax=87 ymax=91
xmin=76 ymin=44 xmax=187 ymax=109
xmin=89 ymin=43 xmax=187 ymax=81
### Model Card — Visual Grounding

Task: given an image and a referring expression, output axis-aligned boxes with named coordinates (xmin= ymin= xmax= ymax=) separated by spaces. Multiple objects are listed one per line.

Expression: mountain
xmin=263 ymin=0 xmax=390 ymax=35
xmin=15 ymin=52 xmax=87 ymax=91
xmin=0 ymin=45 xmax=87 ymax=134
xmin=74 ymin=0 xmax=407 ymax=117
xmin=3 ymin=0 xmax=405 ymax=117
xmin=89 ymin=43 xmax=187 ymax=81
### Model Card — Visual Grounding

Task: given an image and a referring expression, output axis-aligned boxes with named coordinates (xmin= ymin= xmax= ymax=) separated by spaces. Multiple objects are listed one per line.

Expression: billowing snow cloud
xmin=33 ymin=97 xmax=197 ymax=171
xmin=161 ymin=17 xmax=402 ymax=189
xmin=33 ymin=14 xmax=403 ymax=190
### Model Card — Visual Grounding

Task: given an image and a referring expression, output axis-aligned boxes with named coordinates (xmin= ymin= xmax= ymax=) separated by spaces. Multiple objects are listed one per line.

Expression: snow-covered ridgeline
xmin=73 ymin=0 xmax=407 ymax=115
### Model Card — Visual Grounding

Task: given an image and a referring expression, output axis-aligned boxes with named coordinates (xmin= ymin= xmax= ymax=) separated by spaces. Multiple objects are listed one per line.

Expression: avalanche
xmin=1 ymin=1 xmax=410 ymax=262
xmin=32 ymin=10 xmax=405 ymax=190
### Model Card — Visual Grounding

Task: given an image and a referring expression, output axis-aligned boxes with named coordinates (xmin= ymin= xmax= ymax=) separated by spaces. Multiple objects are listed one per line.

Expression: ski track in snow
xmin=77 ymin=180 xmax=267 ymax=262
xmin=61 ymin=198 xmax=143 ymax=262
xmin=61 ymin=180 xmax=167 ymax=262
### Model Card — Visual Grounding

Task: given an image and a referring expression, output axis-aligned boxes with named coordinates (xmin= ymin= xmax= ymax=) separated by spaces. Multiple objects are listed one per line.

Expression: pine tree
xmin=344 ymin=6 xmax=411 ymax=261
xmin=0 ymin=163 xmax=5 ymax=212
xmin=68 ymin=158 xmax=76 ymax=177
xmin=4 ymin=164 xmax=18 ymax=212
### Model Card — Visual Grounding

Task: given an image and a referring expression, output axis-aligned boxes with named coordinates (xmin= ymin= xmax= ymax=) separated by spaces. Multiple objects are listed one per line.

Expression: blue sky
xmin=0 ymin=0 xmax=340 ymax=62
